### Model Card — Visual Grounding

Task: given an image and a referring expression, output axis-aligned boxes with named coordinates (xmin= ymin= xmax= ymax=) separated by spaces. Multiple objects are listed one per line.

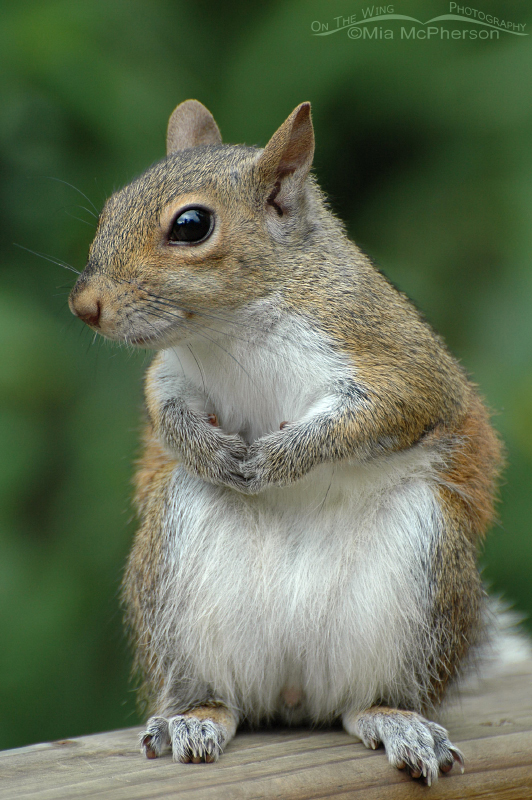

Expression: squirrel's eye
xmin=168 ymin=207 xmax=213 ymax=244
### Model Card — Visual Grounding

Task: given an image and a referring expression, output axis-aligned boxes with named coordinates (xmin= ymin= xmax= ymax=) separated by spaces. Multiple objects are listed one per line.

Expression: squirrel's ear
xmin=254 ymin=103 xmax=314 ymax=212
xmin=166 ymin=100 xmax=222 ymax=155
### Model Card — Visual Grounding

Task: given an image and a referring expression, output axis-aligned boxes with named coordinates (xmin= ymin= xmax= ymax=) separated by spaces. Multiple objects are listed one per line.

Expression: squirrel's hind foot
xmin=141 ymin=705 xmax=238 ymax=763
xmin=169 ymin=716 xmax=227 ymax=762
xmin=343 ymin=706 xmax=464 ymax=785
xmin=140 ymin=716 xmax=170 ymax=759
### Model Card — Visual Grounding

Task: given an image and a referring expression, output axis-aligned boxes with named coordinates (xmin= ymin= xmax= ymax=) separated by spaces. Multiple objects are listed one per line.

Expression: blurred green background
xmin=1 ymin=0 xmax=531 ymax=750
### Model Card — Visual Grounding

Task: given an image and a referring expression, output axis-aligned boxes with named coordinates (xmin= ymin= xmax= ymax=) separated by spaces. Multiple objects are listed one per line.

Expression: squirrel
xmin=69 ymin=99 xmax=505 ymax=784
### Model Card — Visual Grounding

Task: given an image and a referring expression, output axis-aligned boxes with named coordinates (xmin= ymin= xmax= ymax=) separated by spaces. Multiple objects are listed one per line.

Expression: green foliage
xmin=1 ymin=0 xmax=531 ymax=749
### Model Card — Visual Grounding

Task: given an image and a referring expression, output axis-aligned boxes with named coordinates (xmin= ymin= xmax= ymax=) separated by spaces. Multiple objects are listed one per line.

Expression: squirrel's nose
xmin=69 ymin=285 xmax=102 ymax=328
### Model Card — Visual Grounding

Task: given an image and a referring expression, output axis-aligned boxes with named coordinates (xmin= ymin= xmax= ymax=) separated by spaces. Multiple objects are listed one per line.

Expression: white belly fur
xmin=154 ymin=445 xmax=441 ymax=723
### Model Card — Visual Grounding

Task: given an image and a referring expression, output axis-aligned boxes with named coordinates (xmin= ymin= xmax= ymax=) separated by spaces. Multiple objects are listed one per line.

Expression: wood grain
xmin=1 ymin=660 xmax=531 ymax=799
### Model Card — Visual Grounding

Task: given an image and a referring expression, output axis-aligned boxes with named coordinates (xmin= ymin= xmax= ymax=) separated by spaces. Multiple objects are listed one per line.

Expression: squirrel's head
xmin=69 ymin=99 xmax=315 ymax=348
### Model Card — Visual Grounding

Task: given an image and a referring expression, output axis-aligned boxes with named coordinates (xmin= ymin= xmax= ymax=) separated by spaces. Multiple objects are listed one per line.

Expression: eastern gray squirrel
xmin=69 ymin=100 xmax=507 ymax=784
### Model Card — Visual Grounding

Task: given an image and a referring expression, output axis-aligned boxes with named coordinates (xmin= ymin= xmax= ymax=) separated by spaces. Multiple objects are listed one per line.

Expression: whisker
xmin=171 ymin=348 xmax=187 ymax=382
xmin=14 ymin=243 xmax=81 ymax=275
xmin=143 ymin=294 xmax=282 ymax=351
xmin=317 ymin=471 xmax=334 ymax=516
xmin=138 ymin=296 xmax=300 ymax=372
xmin=63 ymin=207 xmax=95 ymax=228
xmin=138 ymin=305 xmax=257 ymax=386
xmin=46 ymin=177 xmax=99 ymax=215
xmin=188 ymin=345 xmax=207 ymax=397
xmin=139 ymin=289 xmax=307 ymax=356
xmin=78 ymin=204 xmax=99 ymax=219
xmin=99 ymin=274 xmax=266 ymax=340
xmin=186 ymin=325 xmax=257 ymax=387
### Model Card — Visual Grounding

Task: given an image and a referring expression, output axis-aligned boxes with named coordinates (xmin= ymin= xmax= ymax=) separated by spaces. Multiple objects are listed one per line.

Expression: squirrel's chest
xmin=166 ymin=311 xmax=351 ymax=442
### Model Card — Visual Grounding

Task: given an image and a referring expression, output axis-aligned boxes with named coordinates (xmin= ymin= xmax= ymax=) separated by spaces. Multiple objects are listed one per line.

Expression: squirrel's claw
xmin=343 ymin=707 xmax=463 ymax=786
xmin=140 ymin=716 xmax=170 ymax=759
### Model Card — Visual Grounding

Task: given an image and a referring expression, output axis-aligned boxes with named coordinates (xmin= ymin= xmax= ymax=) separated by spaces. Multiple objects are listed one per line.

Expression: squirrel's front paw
xmin=195 ymin=426 xmax=249 ymax=490
xmin=242 ymin=429 xmax=303 ymax=493
xmin=157 ymin=401 xmax=249 ymax=489
xmin=343 ymin=707 xmax=464 ymax=785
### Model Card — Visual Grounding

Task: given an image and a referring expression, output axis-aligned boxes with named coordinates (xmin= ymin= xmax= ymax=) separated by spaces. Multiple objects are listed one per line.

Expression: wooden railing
xmin=1 ymin=659 xmax=531 ymax=799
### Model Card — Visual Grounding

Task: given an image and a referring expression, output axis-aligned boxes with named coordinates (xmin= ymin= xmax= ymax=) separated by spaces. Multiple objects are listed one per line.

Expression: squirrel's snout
xmin=69 ymin=283 xmax=102 ymax=329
